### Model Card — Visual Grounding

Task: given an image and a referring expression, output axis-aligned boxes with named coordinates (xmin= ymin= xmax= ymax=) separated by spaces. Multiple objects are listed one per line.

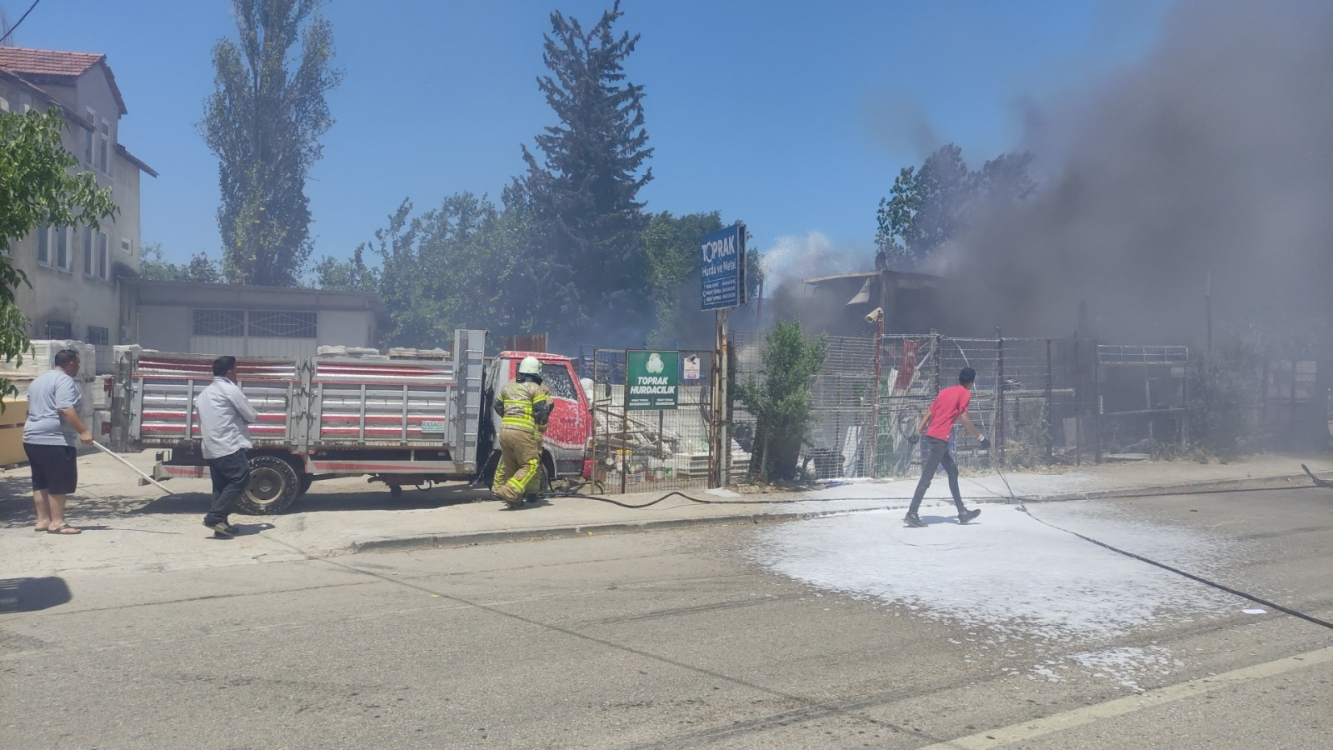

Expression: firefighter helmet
xmin=518 ymin=356 xmax=542 ymax=377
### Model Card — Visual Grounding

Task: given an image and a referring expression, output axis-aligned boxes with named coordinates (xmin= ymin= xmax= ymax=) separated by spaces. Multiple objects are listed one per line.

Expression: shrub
xmin=735 ymin=320 xmax=827 ymax=481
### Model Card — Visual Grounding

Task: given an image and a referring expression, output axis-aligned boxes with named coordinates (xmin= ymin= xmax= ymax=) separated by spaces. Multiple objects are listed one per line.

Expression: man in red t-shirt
xmin=904 ymin=367 xmax=990 ymax=527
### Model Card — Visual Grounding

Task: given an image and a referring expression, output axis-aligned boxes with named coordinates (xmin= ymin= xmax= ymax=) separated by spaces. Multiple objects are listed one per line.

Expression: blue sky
xmin=8 ymin=0 xmax=1174 ymax=272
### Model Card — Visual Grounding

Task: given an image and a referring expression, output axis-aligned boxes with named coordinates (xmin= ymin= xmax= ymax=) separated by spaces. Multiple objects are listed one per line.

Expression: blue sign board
xmin=700 ymin=223 xmax=747 ymax=311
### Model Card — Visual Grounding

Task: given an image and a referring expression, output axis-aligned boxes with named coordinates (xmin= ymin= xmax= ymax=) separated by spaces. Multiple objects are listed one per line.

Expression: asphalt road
xmin=2 ymin=487 xmax=1330 ymax=749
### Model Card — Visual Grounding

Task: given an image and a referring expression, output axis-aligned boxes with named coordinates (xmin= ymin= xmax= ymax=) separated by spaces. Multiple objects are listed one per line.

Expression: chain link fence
xmin=588 ymin=349 xmax=719 ymax=494
xmin=734 ymin=331 xmax=1085 ymax=480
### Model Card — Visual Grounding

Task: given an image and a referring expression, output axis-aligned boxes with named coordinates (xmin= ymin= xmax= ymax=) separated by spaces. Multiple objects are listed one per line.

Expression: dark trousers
xmin=908 ymin=436 xmax=966 ymax=516
xmin=205 ymin=450 xmax=250 ymax=526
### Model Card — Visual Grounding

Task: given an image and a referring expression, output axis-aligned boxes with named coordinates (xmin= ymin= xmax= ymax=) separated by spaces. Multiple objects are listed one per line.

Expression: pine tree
xmin=517 ymin=0 xmax=653 ymax=344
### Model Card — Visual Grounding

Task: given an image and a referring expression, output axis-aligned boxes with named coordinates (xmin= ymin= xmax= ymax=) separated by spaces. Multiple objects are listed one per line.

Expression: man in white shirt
xmin=23 ymin=349 xmax=94 ymax=534
xmin=195 ymin=356 xmax=258 ymax=538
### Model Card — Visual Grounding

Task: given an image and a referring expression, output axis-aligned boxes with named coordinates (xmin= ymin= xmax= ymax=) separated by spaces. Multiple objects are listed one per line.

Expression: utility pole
xmin=866 ymin=308 xmax=885 ymax=478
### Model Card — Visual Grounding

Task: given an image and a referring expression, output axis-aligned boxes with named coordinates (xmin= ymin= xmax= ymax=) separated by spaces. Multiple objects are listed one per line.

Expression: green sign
xmin=626 ymin=350 xmax=679 ymax=410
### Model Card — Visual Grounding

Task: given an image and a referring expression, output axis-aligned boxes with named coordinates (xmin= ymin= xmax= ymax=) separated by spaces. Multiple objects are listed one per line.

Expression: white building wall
xmin=317 ymin=310 xmax=374 ymax=347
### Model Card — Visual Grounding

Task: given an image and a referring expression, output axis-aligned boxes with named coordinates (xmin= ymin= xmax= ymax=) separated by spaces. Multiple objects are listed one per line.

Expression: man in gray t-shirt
xmin=23 ymin=349 xmax=93 ymax=534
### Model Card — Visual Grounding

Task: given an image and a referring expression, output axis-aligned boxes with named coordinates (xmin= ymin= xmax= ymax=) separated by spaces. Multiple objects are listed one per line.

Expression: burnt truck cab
xmin=476 ymin=351 xmax=594 ymax=489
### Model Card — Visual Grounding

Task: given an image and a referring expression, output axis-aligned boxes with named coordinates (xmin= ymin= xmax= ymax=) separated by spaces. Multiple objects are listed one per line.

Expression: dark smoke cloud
xmin=946 ymin=0 xmax=1333 ymax=344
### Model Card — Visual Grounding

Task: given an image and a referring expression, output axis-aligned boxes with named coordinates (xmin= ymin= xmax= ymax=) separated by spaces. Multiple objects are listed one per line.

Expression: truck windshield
xmin=541 ymin=363 xmax=577 ymax=401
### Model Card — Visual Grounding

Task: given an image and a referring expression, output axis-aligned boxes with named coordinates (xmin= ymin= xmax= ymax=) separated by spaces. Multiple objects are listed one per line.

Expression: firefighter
xmin=492 ymin=356 xmax=553 ymax=508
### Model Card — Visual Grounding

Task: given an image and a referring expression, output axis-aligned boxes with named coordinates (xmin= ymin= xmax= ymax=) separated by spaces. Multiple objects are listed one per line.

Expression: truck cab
xmin=479 ymin=351 xmax=593 ymax=486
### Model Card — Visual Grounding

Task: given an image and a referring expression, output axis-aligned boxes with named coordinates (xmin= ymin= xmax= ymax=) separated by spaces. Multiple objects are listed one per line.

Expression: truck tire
xmin=235 ymin=455 xmax=301 ymax=515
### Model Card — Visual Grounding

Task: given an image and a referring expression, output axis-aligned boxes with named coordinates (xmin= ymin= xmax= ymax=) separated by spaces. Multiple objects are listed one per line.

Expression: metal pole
xmin=621 ymin=355 xmax=629 ymax=495
xmin=996 ymin=328 xmax=1005 ymax=466
xmin=867 ymin=315 xmax=884 ymax=477
xmin=1045 ymin=338 xmax=1054 ymax=461
xmin=91 ymin=441 xmax=174 ymax=495
xmin=717 ymin=308 xmax=730 ymax=488
xmin=931 ymin=330 xmax=941 ymax=397
xmin=1094 ymin=341 xmax=1103 ymax=464
xmin=1074 ymin=335 xmax=1082 ymax=466
xmin=591 ymin=350 xmax=601 ymax=487
xmin=1182 ymin=347 xmax=1191 ymax=451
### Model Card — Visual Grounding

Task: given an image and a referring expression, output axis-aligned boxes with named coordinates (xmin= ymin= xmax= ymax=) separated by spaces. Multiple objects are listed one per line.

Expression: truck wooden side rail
xmin=113 ymin=330 xmax=490 ymax=514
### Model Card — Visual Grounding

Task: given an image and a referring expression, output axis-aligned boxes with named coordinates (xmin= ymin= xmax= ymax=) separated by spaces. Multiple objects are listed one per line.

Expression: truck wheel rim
xmin=248 ymin=468 xmax=284 ymax=503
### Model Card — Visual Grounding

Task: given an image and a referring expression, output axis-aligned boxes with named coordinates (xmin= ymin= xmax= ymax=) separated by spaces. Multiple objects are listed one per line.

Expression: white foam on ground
xmin=747 ymin=500 xmax=1235 ymax=643
xmin=791 ymin=471 xmax=1100 ymax=511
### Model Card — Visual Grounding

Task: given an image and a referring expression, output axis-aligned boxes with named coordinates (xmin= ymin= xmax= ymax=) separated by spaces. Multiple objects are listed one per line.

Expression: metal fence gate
xmin=1093 ymin=345 xmax=1190 ymax=460
xmin=588 ymin=349 xmax=720 ymax=494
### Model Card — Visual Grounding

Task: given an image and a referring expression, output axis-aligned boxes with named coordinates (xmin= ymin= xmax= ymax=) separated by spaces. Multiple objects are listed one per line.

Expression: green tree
xmin=312 ymin=244 xmax=378 ymax=292
xmin=201 ymin=0 xmax=342 ymax=287
xmin=875 ymin=144 xmax=1034 ymax=268
xmin=642 ymin=211 xmax=723 ymax=347
xmin=139 ymin=242 xmax=226 ymax=283
xmin=735 ymin=319 xmax=827 ymax=481
xmin=359 ymin=193 xmax=538 ymax=349
xmin=517 ymin=0 xmax=653 ymax=344
xmin=0 ymin=108 xmax=116 ymax=399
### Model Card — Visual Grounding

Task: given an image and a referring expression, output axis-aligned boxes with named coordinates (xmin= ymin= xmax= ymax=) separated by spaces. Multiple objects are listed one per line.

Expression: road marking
xmin=922 ymin=646 xmax=1333 ymax=749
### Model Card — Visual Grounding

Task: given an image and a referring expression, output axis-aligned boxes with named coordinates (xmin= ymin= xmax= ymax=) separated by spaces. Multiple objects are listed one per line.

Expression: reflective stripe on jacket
xmin=499 ymin=380 xmax=551 ymax=433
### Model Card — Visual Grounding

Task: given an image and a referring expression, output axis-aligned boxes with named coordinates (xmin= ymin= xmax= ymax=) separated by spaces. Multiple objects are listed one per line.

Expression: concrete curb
xmin=349 ymin=506 xmax=887 ymax=554
xmin=347 ymin=470 xmax=1327 ymax=555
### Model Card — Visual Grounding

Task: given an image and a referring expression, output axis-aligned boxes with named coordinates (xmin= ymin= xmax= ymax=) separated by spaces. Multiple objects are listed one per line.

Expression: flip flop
xmin=46 ymin=524 xmax=81 ymax=535
xmin=34 ymin=526 xmax=49 ymax=532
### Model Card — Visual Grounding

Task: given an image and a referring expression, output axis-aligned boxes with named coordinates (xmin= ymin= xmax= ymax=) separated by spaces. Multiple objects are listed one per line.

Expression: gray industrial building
xmin=128 ymin=281 xmax=384 ymax=359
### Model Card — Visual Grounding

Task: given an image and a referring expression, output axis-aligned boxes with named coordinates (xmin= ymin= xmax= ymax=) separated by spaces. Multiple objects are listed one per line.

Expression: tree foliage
xmin=735 ymin=319 xmax=827 ymax=481
xmin=642 ymin=211 xmax=722 ymax=348
xmin=517 ymin=0 xmax=653 ymax=344
xmin=0 ymin=108 xmax=116 ymax=400
xmin=312 ymin=244 xmax=378 ymax=292
xmin=138 ymin=243 xmax=226 ymax=283
xmin=875 ymin=144 xmax=1034 ymax=268
xmin=201 ymin=0 xmax=342 ymax=287
xmin=335 ymin=192 xmax=538 ymax=349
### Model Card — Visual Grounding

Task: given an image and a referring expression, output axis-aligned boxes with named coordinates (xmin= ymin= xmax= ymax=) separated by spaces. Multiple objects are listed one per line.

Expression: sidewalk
xmin=2 ymin=451 xmax=1329 ymax=579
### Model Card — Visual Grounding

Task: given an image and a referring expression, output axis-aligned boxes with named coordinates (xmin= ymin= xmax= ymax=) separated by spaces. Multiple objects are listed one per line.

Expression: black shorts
xmin=23 ymin=443 xmax=78 ymax=495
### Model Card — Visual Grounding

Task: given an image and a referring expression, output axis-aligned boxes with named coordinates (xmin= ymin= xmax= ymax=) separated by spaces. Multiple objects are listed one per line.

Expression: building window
xmin=193 ymin=309 xmax=247 ymax=337
xmin=121 ymin=237 xmax=132 ymax=255
xmin=37 ymin=225 xmax=51 ymax=266
xmin=83 ymin=228 xmax=94 ymax=276
xmin=82 ymin=229 xmax=94 ymax=275
xmin=249 ymin=310 xmax=318 ymax=338
xmin=97 ymin=119 xmax=110 ymax=174
xmin=84 ymin=109 xmax=95 ymax=165
xmin=46 ymin=320 xmax=73 ymax=339
xmin=97 ymin=232 xmax=109 ymax=280
xmin=86 ymin=326 xmax=110 ymax=346
xmin=56 ymin=228 xmax=71 ymax=271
